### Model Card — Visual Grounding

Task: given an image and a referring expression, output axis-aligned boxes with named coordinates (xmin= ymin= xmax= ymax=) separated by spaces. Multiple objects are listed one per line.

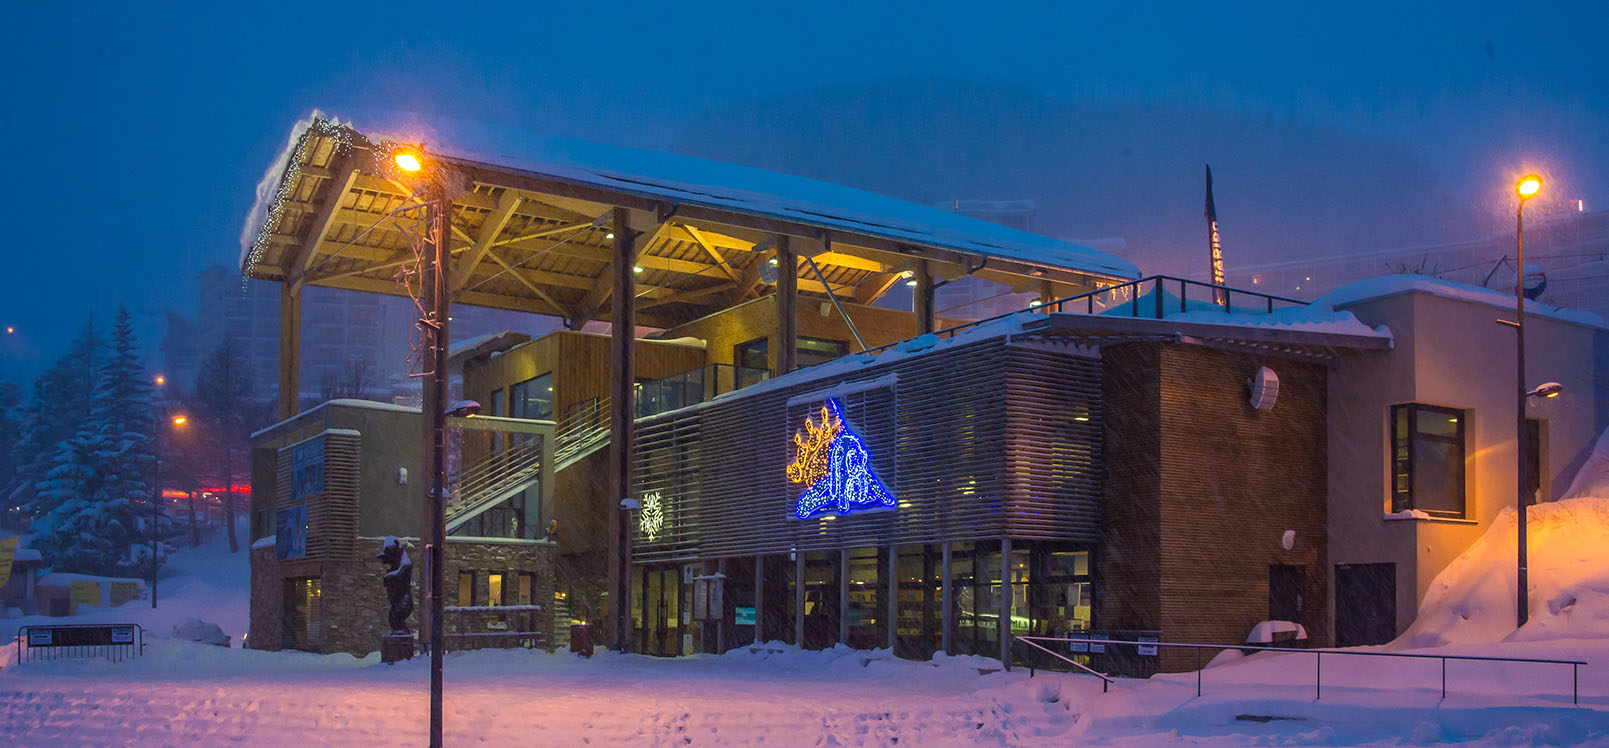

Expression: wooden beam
xmin=454 ymin=190 xmax=521 ymax=293
xmin=481 ymin=247 xmax=576 ymax=319
xmin=491 ymin=218 xmax=600 ymax=248
xmin=680 ymin=225 xmax=743 ymax=283
xmin=914 ymin=260 xmax=935 ymax=335
xmin=288 ymin=159 xmax=359 ymax=290
xmin=577 ymin=217 xmax=667 ymax=322
xmin=607 ymin=205 xmax=635 ymax=652
xmin=776 ymin=235 xmax=797 ymax=376
xmin=855 ymin=271 xmax=907 ymax=306
xmin=278 ymin=282 xmax=301 ymax=419
xmin=810 ymin=251 xmax=888 ymax=274
xmin=726 ymin=237 xmax=778 ymax=306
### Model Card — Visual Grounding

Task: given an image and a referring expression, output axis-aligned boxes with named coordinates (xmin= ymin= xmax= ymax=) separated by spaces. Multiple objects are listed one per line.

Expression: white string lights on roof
xmin=243 ymin=118 xmax=355 ymax=286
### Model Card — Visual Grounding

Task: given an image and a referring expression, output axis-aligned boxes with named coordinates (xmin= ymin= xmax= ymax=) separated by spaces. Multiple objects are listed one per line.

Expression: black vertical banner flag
xmin=1206 ymin=164 xmax=1225 ymax=297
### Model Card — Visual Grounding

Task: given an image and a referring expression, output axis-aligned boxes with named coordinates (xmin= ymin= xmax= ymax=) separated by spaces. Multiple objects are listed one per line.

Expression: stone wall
xmin=247 ymin=537 xmax=560 ymax=657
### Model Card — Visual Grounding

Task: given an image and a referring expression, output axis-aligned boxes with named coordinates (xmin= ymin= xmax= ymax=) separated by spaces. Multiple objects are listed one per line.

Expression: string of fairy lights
xmin=243 ymin=118 xmax=354 ymax=285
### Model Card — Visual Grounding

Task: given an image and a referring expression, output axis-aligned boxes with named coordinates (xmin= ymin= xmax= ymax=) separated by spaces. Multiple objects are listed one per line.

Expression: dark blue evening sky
xmin=2 ymin=1 xmax=1604 ymax=383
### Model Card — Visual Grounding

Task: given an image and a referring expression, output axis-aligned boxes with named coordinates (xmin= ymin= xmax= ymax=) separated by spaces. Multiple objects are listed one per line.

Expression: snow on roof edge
xmin=1317 ymin=274 xmax=1608 ymax=330
xmin=241 ymin=110 xmax=1141 ymax=281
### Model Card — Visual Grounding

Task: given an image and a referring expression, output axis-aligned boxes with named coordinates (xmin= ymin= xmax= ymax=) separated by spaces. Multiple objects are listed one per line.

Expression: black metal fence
xmin=15 ymin=624 xmax=145 ymax=664
xmin=1016 ymin=635 xmax=1587 ymax=705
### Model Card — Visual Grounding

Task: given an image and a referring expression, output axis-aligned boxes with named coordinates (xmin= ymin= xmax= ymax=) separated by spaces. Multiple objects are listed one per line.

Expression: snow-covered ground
xmin=9 ymin=494 xmax=1609 ymax=745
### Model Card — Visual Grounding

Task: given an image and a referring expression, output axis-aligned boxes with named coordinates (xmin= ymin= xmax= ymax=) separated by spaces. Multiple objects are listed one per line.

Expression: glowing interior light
xmin=633 ymin=266 xmax=644 ymax=274
xmin=605 ymin=232 xmax=615 ymax=240
xmin=790 ymin=399 xmax=896 ymax=519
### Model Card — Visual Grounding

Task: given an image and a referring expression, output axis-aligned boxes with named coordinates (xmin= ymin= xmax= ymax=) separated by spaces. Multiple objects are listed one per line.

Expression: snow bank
xmin=1398 ymin=496 xmax=1609 ymax=648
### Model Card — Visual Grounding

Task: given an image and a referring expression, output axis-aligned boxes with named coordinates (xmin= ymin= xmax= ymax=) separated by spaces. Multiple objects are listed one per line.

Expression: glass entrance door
xmin=638 ymin=567 xmax=681 ymax=656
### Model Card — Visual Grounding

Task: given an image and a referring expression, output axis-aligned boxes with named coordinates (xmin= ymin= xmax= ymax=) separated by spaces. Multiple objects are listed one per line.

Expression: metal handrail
xmin=450 ymin=439 xmax=546 ymax=524
xmin=1017 ymin=636 xmax=1587 ymax=705
xmin=861 ymin=274 xmax=1309 ymax=357
xmin=1014 ymin=636 xmax=1114 ymax=692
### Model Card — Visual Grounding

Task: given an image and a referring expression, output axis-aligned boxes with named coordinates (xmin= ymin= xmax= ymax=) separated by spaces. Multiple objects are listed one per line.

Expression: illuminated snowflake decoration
xmin=790 ymin=399 xmax=896 ymax=520
xmin=638 ymin=491 xmax=665 ymax=541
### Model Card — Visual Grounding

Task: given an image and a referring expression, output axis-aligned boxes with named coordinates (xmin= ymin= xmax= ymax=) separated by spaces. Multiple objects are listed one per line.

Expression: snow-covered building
xmin=1322 ymin=275 xmax=1609 ymax=646
xmin=237 ymin=113 xmax=1607 ymax=671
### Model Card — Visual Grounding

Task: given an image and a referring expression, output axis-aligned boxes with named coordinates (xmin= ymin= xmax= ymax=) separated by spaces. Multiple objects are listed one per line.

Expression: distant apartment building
xmin=162 ymin=266 xmax=558 ymax=404
xmin=1215 ymin=204 xmax=1608 ymax=321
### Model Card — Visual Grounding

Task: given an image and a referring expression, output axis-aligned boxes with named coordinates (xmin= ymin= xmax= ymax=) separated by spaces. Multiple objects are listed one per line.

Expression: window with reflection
xmin=1391 ymin=403 xmax=1466 ymax=517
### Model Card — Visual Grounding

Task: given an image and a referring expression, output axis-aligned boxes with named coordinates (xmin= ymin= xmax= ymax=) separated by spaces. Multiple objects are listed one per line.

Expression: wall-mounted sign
xmin=276 ymin=504 xmax=308 ymax=560
xmin=639 ymin=491 xmax=665 ymax=541
xmin=291 ymin=439 xmax=325 ymax=500
xmin=788 ymin=399 xmax=895 ymax=519
xmin=1137 ymin=635 xmax=1159 ymax=656
xmin=735 ymin=606 xmax=756 ymax=626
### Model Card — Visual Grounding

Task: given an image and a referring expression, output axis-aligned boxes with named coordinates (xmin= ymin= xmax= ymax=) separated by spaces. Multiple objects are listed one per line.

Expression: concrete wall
xmin=1327 ymin=289 xmax=1609 ymax=638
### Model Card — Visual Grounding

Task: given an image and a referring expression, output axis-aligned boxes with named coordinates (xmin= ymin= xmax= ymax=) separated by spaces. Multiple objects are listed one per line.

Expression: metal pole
xmin=941 ymin=542 xmax=953 ymax=655
xmin=151 ymin=434 xmax=160 ymax=609
xmin=1441 ymin=657 xmax=1446 ymax=700
xmin=1516 ymin=199 xmax=1530 ymax=629
xmin=428 ymin=186 xmax=450 ymax=748
xmin=1315 ymin=651 xmax=1321 ymax=700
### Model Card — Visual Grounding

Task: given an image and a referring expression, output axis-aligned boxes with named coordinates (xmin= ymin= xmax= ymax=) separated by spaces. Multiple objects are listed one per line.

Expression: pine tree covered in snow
xmin=0 ymin=379 xmax=23 ymax=526
xmin=9 ymin=318 xmax=100 ymax=523
xmin=32 ymin=306 xmax=174 ymax=576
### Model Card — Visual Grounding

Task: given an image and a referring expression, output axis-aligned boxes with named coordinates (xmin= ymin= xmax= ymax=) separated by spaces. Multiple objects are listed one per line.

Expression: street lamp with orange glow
xmin=389 ymin=142 xmax=450 ymax=748
xmin=1514 ymin=173 xmax=1542 ymax=628
xmin=151 ymin=413 xmax=188 ymax=608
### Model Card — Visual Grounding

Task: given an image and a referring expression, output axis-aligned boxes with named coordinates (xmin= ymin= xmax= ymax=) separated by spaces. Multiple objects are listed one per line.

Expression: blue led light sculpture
xmin=791 ymin=399 xmax=896 ymax=519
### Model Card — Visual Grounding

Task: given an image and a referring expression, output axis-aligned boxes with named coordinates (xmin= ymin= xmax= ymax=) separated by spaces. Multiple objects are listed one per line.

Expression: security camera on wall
xmin=758 ymin=263 xmax=780 ymax=285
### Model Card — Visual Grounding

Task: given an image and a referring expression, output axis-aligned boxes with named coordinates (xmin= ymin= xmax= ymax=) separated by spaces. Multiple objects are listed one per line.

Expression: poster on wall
xmin=291 ymin=439 xmax=325 ymax=500
xmin=276 ymin=504 xmax=308 ymax=560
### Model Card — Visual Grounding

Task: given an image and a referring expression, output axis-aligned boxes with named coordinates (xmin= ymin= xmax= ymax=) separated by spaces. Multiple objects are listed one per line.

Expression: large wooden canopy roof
xmin=242 ymin=116 xmax=1137 ymax=329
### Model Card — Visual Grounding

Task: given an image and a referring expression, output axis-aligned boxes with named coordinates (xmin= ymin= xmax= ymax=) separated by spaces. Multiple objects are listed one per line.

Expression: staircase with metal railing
xmin=554 ymin=396 xmax=611 ymax=471
xmin=446 ymin=437 xmax=548 ymax=532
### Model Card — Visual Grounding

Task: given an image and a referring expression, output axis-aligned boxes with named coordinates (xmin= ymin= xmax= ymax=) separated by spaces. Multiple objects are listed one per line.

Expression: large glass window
xmin=845 ymin=548 xmax=886 ymax=649
xmin=1391 ymin=403 xmax=1466 ymax=517
xmin=510 ymin=373 xmax=553 ymax=421
xmin=734 ymin=336 xmax=850 ymax=375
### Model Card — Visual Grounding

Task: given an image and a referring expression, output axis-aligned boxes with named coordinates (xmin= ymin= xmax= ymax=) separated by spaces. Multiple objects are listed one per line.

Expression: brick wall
xmin=1100 ymin=342 xmax=1329 ymax=673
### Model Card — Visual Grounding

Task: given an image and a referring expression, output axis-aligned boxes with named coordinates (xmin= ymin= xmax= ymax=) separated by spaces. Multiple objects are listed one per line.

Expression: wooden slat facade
xmin=630 ymin=336 xmax=1105 ymax=560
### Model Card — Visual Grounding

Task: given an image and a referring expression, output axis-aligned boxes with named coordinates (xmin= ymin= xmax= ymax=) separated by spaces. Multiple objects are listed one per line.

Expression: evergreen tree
xmin=0 ymin=379 xmax=27 ymax=529
xmin=32 ymin=305 xmax=171 ymax=576
xmin=194 ymin=337 xmax=254 ymax=552
xmin=9 ymin=318 xmax=100 ymax=522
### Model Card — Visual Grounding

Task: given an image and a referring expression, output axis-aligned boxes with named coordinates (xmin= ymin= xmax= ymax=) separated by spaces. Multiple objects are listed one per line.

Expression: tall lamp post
xmin=392 ymin=145 xmax=449 ymax=748
xmin=151 ymin=413 xmax=188 ymax=608
xmin=1514 ymin=173 xmax=1542 ymax=628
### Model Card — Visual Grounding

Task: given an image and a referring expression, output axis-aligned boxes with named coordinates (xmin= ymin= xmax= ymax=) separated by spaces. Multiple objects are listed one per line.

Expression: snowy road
xmin=7 ymin=641 xmax=1609 ymax=747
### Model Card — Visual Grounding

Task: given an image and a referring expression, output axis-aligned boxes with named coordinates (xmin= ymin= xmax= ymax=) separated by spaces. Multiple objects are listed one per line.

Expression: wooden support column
xmin=775 ymin=235 xmax=797 ymax=376
xmin=754 ymin=555 xmax=765 ymax=645
xmin=838 ymin=548 xmax=849 ymax=646
xmin=941 ymin=542 xmax=953 ymax=655
xmin=608 ymin=206 xmax=637 ymax=653
xmin=914 ymin=260 xmax=935 ymax=335
xmin=886 ymin=545 xmax=899 ymax=650
xmin=277 ymin=282 xmax=301 ymax=420
xmin=795 ymin=552 xmax=805 ymax=646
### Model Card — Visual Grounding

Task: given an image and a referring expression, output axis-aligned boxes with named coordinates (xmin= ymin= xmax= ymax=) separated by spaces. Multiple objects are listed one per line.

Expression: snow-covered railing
xmin=1017 ymin=636 xmax=1588 ymax=705
xmin=862 ymin=274 xmax=1308 ymax=357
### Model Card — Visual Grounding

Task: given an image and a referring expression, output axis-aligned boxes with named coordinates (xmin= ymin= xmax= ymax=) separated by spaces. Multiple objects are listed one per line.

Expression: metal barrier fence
xmin=1016 ymin=636 xmax=1587 ymax=705
xmin=16 ymin=624 xmax=145 ymax=664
